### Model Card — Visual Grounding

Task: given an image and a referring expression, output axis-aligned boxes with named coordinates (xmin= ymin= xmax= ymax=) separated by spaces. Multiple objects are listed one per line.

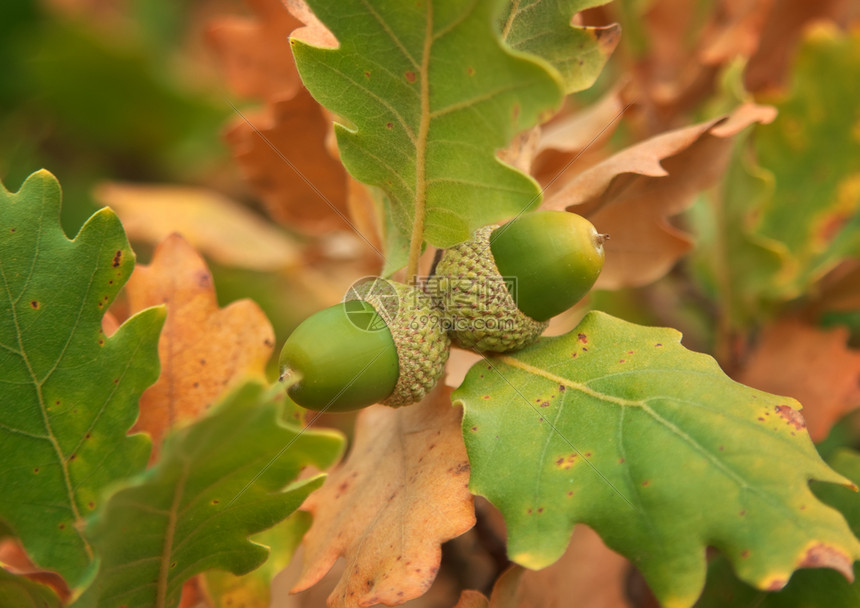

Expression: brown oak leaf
xmin=737 ymin=317 xmax=860 ymax=442
xmin=292 ymin=385 xmax=476 ymax=607
xmin=545 ymin=103 xmax=777 ymax=289
xmin=207 ymin=0 xmax=303 ymax=101
xmin=514 ymin=525 xmax=631 ymax=608
xmin=122 ymin=234 xmax=275 ymax=451
xmin=223 ymin=88 xmax=351 ymax=235
xmin=94 ymin=182 xmax=299 ymax=272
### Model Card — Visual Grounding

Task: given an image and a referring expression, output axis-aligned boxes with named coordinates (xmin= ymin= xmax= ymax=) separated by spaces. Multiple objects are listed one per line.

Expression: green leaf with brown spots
xmin=750 ymin=24 xmax=860 ymax=300
xmin=73 ymin=382 xmax=344 ymax=608
xmin=453 ymin=311 xmax=860 ymax=608
xmin=290 ymin=0 xmax=564 ymax=273
xmin=696 ymin=449 xmax=860 ymax=607
xmin=0 ymin=170 xmax=164 ymax=587
xmin=499 ymin=0 xmax=620 ymax=94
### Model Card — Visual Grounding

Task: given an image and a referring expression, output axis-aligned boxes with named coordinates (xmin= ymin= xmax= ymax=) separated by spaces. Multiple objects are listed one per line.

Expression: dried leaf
xmin=744 ymin=0 xmax=860 ymax=92
xmin=223 ymin=89 xmax=351 ymax=235
xmin=514 ymin=525 xmax=631 ymax=608
xmin=207 ymin=0 xmax=303 ymax=100
xmin=737 ymin=318 xmax=860 ymax=442
xmin=94 ymin=182 xmax=299 ymax=272
xmin=123 ymin=234 xmax=275 ymax=451
xmin=453 ymin=589 xmax=490 ymax=608
xmin=293 ymin=385 xmax=476 ymax=607
xmin=532 ymin=86 xmax=627 ymax=200
xmin=0 ymin=539 xmax=71 ymax=603
xmin=545 ymin=103 xmax=777 ymax=289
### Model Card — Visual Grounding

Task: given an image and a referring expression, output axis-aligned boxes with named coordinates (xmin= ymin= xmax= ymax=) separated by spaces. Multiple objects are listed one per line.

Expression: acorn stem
xmin=278 ymin=366 xmax=303 ymax=390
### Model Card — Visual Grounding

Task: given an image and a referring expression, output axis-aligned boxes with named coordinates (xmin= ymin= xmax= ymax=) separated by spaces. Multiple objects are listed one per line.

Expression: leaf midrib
xmin=0 ymin=193 xmax=94 ymax=564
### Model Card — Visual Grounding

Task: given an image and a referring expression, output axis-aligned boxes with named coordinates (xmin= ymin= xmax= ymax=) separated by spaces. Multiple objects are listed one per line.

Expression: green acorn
xmin=433 ymin=210 xmax=605 ymax=353
xmin=279 ymin=278 xmax=450 ymax=411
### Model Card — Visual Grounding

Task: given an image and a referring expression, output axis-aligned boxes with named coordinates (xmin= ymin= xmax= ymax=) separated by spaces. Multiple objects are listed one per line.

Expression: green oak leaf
xmin=499 ymin=0 xmax=620 ymax=94
xmin=752 ymin=25 xmax=860 ymax=299
xmin=73 ymin=382 xmax=344 ymax=608
xmin=0 ymin=170 xmax=164 ymax=586
xmin=290 ymin=0 xmax=564 ymax=267
xmin=696 ymin=450 xmax=860 ymax=607
xmin=453 ymin=311 xmax=860 ymax=608
xmin=0 ymin=568 xmax=63 ymax=608
xmin=202 ymin=512 xmax=312 ymax=608
xmin=689 ymin=129 xmax=789 ymax=329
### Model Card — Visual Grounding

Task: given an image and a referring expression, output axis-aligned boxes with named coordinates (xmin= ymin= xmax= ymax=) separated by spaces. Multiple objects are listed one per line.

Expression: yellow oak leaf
xmin=121 ymin=234 xmax=275 ymax=451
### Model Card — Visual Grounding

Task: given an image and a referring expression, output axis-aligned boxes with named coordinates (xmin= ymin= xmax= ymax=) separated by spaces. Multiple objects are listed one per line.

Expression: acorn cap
xmin=347 ymin=279 xmax=450 ymax=407
xmin=433 ymin=225 xmax=549 ymax=353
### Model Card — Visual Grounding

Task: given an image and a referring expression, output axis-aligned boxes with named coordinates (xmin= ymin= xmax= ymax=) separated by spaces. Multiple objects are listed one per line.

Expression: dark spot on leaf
xmin=85 ymin=433 xmax=91 ymax=440
xmin=559 ymin=384 xmax=566 ymax=391
xmin=571 ymin=352 xmax=577 ymax=358
xmin=9 ymin=228 xmax=15 ymax=232
xmin=555 ymin=454 xmax=577 ymax=469
xmin=364 ymin=71 xmax=371 ymax=78
xmin=482 ymin=395 xmax=490 ymax=400
xmin=170 ymin=562 xmax=177 ymax=568
xmin=512 ymin=103 xmax=520 ymax=120
xmin=585 ymin=452 xmax=592 ymax=458
xmin=627 ymin=350 xmax=634 ymax=354
xmin=775 ymin=405 xmax=805 ymax=430
xmin=113 ymin=378 xmax=119 ymax=384
xmin=98 ymin=339 xmax=104 ymax=346
xmin=537 ymin=507 xmax=544 ymax=514
xmin=540 ymin=401 xmax=549 ymax=408
xmin=578 ymin=58 xmax=584 ymax=66
xmin=33 ymin=468 xmax=39 ymax=474
xmin=641 ymin=480 xmax=650 ymax=487
xmin=108 ymin=280 xmax=113 ymax=285
xmin=739 ymin=510 xmax=746 ymax=516
xmin=405 ymin=71 xmax=416 ymax=83
xmin=758 ymin=417 xmax=765 ymax=421
xmin=619 ymin=458 xmax=625 ymax=464
xmin=719 ymin=445 xmax=724 ymax=451
xmin=58 ymin=523 xmax=65 ymax=530
xmin=366 ymin=579 xmax=374 ymax=589
xmin=470 ymin=426 xmax=477 ymax=432
xmin=428 ymin=443 xmax=436 ymax=450
xmin=112 ymin=250 xmax=122 ymax=267
xmin=193 ymin=381 xmax=199 ymax=388
xmin=200 ymin=359 xmax=207 ymax=366
xmin=527 ymin=508 xmax=533 ymax=514
xmin=741 ymin=550 xmax=750 ymax=558
xmin=578 ymin=333 xmax=588 ymax=344
xmin=618 ymin=359 xmax=625 ymax=364
xmin=386 ymin=122 xmax=393 ymax=129
xmin=30 ymin=301 xmax=40 ymax=309
xmin=467 ymin=66 xmax=474 ymax=75
xmin=655 ymin=343 xmax=663 ymax=347
xmin=212 ymin=499 xmax=219 ymax=505
xmin=88 ymin=502 xmax=95 ymax=509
